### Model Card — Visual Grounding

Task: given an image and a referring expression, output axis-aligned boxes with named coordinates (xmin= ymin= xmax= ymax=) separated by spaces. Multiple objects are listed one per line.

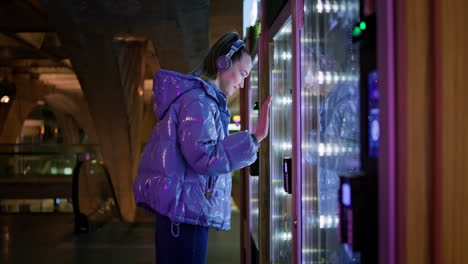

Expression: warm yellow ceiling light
xmin=1 ymin=96 xmax=10 ymax=103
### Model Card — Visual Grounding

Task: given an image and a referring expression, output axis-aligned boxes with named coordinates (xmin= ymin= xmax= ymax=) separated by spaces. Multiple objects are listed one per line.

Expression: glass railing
xmin=0 ymin=144 xmax=100 ymax=180
xmin=73 ymin=153 xmax=121 ymax=233
xmin=0 ymin=143 xmax=84 ymax=213
xmin=0 ymin=144 xmax=121 ymax=233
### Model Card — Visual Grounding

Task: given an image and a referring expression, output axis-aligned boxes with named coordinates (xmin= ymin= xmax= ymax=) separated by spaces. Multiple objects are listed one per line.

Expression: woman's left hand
xmin=254 ymin=95 xmax=272 ymax=142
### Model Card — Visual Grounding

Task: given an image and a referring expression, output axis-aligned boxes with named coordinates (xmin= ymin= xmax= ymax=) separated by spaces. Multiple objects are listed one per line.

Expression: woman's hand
xmin=254 ymin=95 xmax=272 ymax=142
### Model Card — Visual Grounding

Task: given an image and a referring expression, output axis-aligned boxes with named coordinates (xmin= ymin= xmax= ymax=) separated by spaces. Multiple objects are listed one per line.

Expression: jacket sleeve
xmin=178 ymin=99 xmax=259 ymax=176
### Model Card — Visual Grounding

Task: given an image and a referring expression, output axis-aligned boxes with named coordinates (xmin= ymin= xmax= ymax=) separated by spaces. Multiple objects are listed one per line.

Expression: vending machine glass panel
xmin=249 ymin=56 xmax=260 ymax=248
xmin=270 ymin=20 xmax=293 ymax=263
xmin=301 ymin=0 xmax=361 ymax=263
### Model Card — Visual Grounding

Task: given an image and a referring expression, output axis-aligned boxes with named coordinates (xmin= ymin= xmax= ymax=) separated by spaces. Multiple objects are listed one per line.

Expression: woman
xmin=133 ymin=32 xmax=272 ymax=263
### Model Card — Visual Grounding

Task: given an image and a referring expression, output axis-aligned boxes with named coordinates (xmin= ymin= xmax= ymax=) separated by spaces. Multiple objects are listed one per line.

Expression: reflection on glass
xmin=270 ymin=20 xmax=293 ymax=264
xmin=249 ymin=56 xmax=260 ymax=247
xmin=0 ymin=198 xmax=73 ymax=213
xmin=78 ymin=160 xmax=120 ymax=223
xmin=301 ymin=0 xmax=361 ymax=263
xmin=0 ymin=144 xmax=100 ymax=179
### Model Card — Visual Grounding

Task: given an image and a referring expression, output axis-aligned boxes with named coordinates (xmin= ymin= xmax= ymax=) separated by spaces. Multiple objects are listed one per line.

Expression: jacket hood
xmin=152 ymin=69 xmax=220 ymax=119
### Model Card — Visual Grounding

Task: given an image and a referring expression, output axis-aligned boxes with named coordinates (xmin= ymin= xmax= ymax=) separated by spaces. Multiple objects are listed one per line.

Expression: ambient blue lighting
xmin=342 ymin=183 xmax=351 ymax=206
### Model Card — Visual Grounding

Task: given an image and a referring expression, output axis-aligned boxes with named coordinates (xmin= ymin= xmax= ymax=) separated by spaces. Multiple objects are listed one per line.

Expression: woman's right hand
xmin=254 ymin=95 xmax=272 ymax=142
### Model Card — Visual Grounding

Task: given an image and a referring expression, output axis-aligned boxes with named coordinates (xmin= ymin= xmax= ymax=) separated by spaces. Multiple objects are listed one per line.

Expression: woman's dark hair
xmin=191 ymin=32 xmax=250 ymax=81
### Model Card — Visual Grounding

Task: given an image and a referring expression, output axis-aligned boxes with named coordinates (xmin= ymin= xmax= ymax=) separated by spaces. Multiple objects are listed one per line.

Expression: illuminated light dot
xmin=333 ymin=72 xmax=340 ymax=83
xmin=232 ymin=115 xmax=241 ymax=123
xmin=325 ymin=72 xmax=332 ymax=84
xmin=319 ymin=215 xmax=326 ymax=228
xmin=352 ymin=27 xmax=362 ymax=37
xmin=327 ymin=215 xmax=333 ymax=227
xmin=360 ymin=21 xmax=367 ymax=30
xmin=334 ymin=144 xmax=340 ymax=154
xmin=64 ymin=168 xmax=73 ymax=175
xmin=324 ymin=1 xmax=331 ymax=13
xmin=326 ymin=144 xmax=333 ymax=156
xmin=317 ymin=0 xmax=323 ymax=13
xmin=318 ymin=71 xmax=324 ymax=84
xmin=1 ymin=96 xmax=10 ymax=103
xmin=332 ymin=2 xmax=339 ymax=12
xmin=318 ymin=143 xmax=325 ymax=156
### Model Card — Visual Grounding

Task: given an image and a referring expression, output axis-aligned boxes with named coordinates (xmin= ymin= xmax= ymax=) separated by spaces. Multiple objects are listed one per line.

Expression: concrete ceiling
xmin=0 ymin=0 xmax=243 ymax=114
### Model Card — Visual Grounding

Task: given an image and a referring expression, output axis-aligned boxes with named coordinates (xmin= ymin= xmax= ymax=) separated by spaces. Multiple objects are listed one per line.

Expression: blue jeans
xmin=155 ymin=213 xmax=209 ymax=264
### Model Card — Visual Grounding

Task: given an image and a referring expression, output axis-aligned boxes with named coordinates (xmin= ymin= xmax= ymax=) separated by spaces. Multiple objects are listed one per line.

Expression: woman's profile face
xmin=217 ymin=53 xmax=252 ymax=97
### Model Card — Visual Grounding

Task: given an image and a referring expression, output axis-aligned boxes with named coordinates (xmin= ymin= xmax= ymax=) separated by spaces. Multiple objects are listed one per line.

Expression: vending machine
xmin=300 ymin=0 xmax=362 ymax=262
xmin=248 ymin=55 xmax=261 ymax=258
xmin=299 ymin=0 xmax=379 ymax=263
xmin=244 ymin=0 xmax=384 ymax=263
xmin=269 ymin=20 xmax=294 ymax=263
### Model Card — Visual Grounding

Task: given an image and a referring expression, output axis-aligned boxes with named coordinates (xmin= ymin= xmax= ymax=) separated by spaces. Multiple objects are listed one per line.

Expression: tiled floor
xmin=0 ymin=210 xmax=240 ymax=264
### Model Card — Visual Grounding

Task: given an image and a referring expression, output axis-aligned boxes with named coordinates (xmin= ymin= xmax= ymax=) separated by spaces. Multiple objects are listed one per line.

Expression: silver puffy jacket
xmin=133 ymin=69 xmax=259 ymax=230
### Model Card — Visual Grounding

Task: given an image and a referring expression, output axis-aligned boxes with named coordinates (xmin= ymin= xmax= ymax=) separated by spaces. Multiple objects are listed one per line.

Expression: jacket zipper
xmin=205 ymin=176 xmax=213 ymax=199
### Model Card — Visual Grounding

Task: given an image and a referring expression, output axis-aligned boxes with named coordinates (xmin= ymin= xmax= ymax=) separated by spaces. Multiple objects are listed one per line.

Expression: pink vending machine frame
xmin=242 ymin=0 xmax=400 ymax=263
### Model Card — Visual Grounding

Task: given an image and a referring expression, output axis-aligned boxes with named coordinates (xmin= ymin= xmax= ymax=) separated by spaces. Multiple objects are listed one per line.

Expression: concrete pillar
xmin=0 ymin=74 xmax=55 ymax=143
xmin=42 ymin=0 xmax=211 ymax=221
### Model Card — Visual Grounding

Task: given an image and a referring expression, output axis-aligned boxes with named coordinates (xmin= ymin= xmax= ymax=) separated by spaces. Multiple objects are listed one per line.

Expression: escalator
xmin=72 ymin=152 xmax=121 ymax=233
xmin=0 ymin=144 xmax=121 ymax=234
